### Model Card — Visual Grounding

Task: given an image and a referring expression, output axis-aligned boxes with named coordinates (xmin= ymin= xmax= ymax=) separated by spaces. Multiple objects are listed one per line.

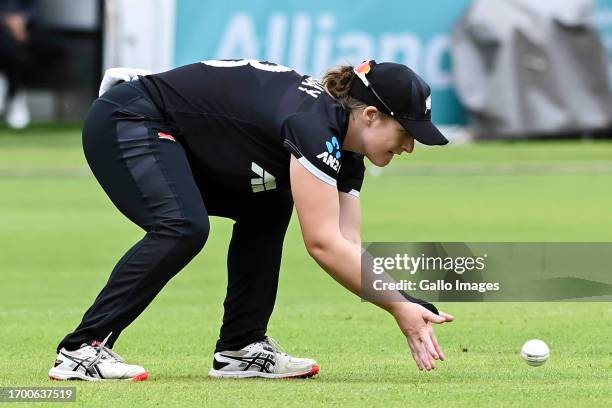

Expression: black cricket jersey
xmin=139 ymin=59 xmax=365 ymax=197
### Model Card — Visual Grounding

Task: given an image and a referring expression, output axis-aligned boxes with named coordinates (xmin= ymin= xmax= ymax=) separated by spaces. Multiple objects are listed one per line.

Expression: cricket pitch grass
xmin=1 ymin=125 xmax=611 ymax=407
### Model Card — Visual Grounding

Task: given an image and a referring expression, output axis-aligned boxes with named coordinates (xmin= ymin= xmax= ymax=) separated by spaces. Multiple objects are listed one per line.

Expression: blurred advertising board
xmin=174 ymin=0 xmax=612 ymax=125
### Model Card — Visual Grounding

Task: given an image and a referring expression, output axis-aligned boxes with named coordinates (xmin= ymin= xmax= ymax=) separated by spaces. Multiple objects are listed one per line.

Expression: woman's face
xmin=361 ymin=110 xmax=415 ymax=167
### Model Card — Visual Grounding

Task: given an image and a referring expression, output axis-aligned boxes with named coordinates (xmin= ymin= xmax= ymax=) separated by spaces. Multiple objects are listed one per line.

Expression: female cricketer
xmin=49 ymin=59 xmax=454 ymax=381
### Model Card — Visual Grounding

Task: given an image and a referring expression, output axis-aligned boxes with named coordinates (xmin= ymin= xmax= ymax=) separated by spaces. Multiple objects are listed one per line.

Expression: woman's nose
xmin=402 ymin=138 xmax=415 ymax=154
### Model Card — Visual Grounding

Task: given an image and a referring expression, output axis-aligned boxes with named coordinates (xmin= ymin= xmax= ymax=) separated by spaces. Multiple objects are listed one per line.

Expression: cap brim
xmin=397 ymin=118 xmax=449 ymax=146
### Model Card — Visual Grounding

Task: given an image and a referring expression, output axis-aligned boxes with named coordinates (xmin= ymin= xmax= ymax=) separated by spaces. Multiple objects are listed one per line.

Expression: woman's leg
xmin=57 ymin=87 xmax=209 ymax=352
xmin=213 ymin=190 xmax=294 ymax=352
xmin=0 ymin=22 xmax=27 ymax=99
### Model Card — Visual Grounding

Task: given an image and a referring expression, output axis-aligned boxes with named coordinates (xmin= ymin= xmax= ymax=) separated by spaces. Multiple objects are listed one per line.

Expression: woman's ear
xmin=362 ymin=106 xmax=379 ymax=126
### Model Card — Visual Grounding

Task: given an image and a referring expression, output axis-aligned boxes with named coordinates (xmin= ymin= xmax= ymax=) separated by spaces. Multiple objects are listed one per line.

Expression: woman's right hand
xmin=390 ymin=302 xmax=454 ymax=371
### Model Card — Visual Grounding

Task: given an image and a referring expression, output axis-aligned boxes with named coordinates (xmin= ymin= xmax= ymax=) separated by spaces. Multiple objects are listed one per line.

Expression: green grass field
xmin=1 ymin=124 xmax=611 ymax=407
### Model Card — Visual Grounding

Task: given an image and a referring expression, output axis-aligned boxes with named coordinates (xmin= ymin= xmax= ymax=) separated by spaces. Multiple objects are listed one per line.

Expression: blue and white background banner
xmin=175 ymin=0 xmax=612 ymax=125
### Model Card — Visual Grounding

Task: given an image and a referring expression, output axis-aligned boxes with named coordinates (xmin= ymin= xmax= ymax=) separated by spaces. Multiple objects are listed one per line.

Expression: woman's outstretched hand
xmin=390 ymin=302 xmax=454 ymax=371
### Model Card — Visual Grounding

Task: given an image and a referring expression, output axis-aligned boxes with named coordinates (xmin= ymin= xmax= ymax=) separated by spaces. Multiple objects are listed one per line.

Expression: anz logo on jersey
xmin=316 ymin=136 xmax=342 ymax=172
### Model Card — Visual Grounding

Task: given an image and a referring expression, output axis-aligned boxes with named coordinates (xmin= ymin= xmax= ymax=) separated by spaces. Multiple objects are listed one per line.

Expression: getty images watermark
xmin=361 ymin=243 xmax=612 ymax=303
xmin=371 ymin=252 xmax=496 ymax=292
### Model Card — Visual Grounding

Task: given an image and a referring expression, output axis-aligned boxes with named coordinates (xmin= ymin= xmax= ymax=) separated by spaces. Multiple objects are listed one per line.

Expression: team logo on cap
xmin=158 ymin=131 xmax=176 ymax=142
xmin=425 ymin=95 xmax=432 ymax=114
xmin=316 ymin=136 xmax=342 ymax=172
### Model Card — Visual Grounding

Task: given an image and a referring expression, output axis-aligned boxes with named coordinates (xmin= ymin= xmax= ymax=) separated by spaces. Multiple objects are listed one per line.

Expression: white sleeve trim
xmin=348 ymin=189 xmax=360 ymax=198
xmin=297 ymin=157 xmax=337 ymax=187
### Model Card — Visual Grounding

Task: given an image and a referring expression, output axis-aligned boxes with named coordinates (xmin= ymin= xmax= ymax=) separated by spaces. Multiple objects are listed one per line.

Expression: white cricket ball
xmin=521 ymin=339 xmax=550 ymax=366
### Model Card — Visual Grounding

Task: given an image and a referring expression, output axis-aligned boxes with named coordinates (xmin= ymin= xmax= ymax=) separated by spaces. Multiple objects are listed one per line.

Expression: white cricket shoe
xmin=5 ymin=90 xmax=30 ymax=129
xmin=48 ymin=333 xmax=148 ymax=381
xmin=209 ymin=336 xmax=320 ymax=379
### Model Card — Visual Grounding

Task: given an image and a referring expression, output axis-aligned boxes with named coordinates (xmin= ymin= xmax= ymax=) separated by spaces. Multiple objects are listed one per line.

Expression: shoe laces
xmin=86 ymin=332 xmax=125 ymax=368
xmin=262 ymin=336 xmax=288 ymax=360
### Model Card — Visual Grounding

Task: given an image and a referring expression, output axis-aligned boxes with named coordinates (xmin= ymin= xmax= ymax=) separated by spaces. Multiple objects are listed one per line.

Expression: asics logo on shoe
xmin=316 ymin=136 xmax=341 ymax=172
xmin=216 ymin=352 xmax=276 ymax=373
xmin=58 ymin=351 xmax=102 ymax=379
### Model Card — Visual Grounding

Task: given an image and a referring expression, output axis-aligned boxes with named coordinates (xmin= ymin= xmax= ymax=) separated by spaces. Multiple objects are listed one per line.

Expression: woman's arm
xmin=338 ymin=192 xmax=361 ymax=248
xmin=290 ymin=155 xmax=454 ymax=371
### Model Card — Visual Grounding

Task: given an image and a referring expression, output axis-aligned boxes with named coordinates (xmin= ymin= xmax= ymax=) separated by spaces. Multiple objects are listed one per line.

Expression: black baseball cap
xmin=349 ymin=61 xmax=449 ymax=146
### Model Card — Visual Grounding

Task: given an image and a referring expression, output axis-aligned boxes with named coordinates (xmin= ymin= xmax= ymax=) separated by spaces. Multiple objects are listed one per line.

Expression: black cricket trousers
xmin=56 ymin=81 xmax=293 ymax=353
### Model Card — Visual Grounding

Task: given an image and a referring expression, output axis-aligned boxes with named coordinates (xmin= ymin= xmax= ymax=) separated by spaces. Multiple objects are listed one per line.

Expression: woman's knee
xmin=180 ymin=216 xmax=210 ymax=250
xmin=189 ymin=216 xmax=210 ymax=245
xmin=157 ymin=215 xmax=210 ymax=252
